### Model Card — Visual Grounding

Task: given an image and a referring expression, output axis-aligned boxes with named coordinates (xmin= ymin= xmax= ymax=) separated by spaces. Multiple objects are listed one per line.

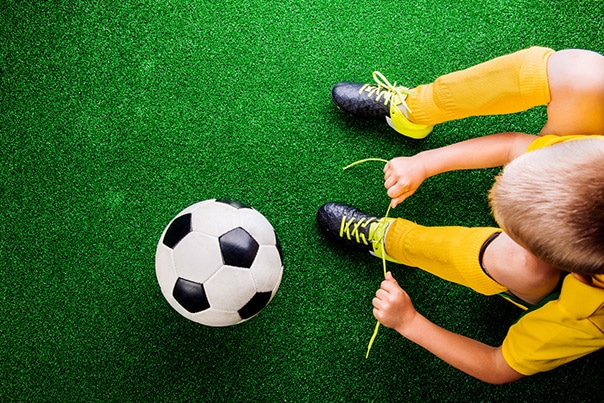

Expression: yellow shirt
xmin=501 ymin=134 xmax=604 ymax=375
xmin=526 ymin=134 xmax=604 ymax=152
xmin=502 ymin=275 xmax=604 ymax=375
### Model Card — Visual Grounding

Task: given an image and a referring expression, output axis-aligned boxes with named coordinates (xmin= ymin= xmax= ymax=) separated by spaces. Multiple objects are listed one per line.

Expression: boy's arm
xmin=384 ymin=132 xmax=536 ymax=207
xmin=416 ymin=132 xmax=536 ymax=174
xmin=400 ymin=310 xmax=524 ymax=384
xmin=374 ymin=273 xmax=525 ymax=384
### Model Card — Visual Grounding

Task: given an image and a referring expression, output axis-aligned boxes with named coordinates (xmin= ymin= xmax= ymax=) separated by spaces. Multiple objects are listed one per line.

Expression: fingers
xmin=385 ymin=180 xmax=410 ymax=196
xmin=372 ymin=272 xmax=416 ymax=330
xmin=385 ymin=177 xmax=413 ymax=205
xmin=380 ymin=274 xmax=399 ymax=292
xmin=374 ymin=272 xmax=400 ymax=301
xmin=392 ymin=192 xmax=414 ymax=208
xmin=384 ymin=161 xmax=415 ymax=208
xmin=372 ymin=273 xmax=403 ymax=324
xmin=384 ymin=174 xmax=397 ymax=189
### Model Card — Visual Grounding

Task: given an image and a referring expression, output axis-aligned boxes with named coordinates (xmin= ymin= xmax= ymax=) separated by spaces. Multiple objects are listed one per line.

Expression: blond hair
xmin=489 ymin=138 xmax=604 ymax=275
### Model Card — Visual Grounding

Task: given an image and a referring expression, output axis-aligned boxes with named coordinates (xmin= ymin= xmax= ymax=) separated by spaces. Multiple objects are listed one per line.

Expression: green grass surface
xmin=2 ymin=0 xmax=603 ymax=401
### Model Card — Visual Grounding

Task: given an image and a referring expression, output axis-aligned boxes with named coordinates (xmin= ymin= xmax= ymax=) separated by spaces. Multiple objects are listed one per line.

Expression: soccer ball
xmin=155 ymin=199 xmax=283 ymax=326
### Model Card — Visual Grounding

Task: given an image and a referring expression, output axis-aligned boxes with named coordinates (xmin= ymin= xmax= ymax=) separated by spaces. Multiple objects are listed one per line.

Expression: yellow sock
xmin=407 ymin=46 xmax=554 ymax=125
xmin=385 ymin=219 xmax=507 ymax=295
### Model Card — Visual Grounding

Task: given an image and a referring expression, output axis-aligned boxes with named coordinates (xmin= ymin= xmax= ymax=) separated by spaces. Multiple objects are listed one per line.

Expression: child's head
xmin=489 ymin=138 xmax=604 ymax=275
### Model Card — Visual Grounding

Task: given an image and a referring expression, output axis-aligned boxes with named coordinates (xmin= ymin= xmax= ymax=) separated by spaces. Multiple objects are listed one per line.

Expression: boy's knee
xmin=518 ymin=251 xmax=560 ymax=288
xmin=544 ymin=49 xmax=604 ymax=135
xmin=484 ymin=234 xmax=561 ymax=303
xmin=549 ymin=49 xmax=604 ymax=93
xmin=507 ymin=250 xmax=561 ymax=303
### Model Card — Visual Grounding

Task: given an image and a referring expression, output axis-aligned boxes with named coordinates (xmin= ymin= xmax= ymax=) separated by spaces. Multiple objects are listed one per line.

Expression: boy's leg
xmin=407 ymin=46 xmax=553 ymax=125
xmin=386 ymin=219 xmax=561 ymax=304
xmin=384 ymin=218 xmax=508 ymax=295
xmin=316 ymin=202 xmax=560 ymax=303
xmin=332 ymin=47 xmax=554 ymax=136
xmin=316 ymin=202 xmax=507 ymax=296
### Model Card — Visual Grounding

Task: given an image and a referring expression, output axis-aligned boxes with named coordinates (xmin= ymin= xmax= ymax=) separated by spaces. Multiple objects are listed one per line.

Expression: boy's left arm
xmin=384 ymin=132 xmax=536 ymax=207
xmin=374 ymin=272 xmax=525 ymax=384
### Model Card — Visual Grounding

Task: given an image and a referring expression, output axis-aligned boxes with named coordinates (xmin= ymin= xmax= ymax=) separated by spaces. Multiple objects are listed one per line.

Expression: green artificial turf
xmin=2 ymin=0 xmax=603 ymax=401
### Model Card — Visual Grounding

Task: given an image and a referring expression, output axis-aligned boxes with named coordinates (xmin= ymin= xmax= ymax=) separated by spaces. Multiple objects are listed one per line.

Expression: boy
xmin=318 ymin=47 xmax=604 ymax=384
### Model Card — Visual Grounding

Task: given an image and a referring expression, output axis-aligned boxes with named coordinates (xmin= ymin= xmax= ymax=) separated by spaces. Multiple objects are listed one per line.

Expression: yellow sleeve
xmin=526 ymin=135 xmax=604 ymax=152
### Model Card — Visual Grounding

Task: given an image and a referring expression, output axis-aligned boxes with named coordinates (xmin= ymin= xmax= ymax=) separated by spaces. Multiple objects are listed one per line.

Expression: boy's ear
xmin=571 ymin=273 xmax=593 ymax=285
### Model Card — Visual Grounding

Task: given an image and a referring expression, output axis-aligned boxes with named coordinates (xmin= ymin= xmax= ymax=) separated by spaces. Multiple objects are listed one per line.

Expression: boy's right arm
xmin=374 ymin=272 xmax=525 ymax=384
xmin=384 ymin=132 xmax=537 ymax=207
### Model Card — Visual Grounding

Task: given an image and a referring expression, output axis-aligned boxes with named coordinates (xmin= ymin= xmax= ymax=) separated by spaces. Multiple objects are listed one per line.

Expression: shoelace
xmin=358 ymin=71 xmax=415 ymax=114
xmin=343 ymin=157 xmax=392 ymax=359
xmin=339 ymin=215 xmax=378 ymax=246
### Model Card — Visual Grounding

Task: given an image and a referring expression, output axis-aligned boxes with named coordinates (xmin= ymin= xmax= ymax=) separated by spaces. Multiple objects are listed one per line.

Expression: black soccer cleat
xmin=316 ymin=202 xmax=392 ymax=252
xmin=331 ymin=81 xmax=392 ymax=118
xmin=331 ymin=72 xmax=434 ymax=139
xmin=331 ymin=71 xmax=413 ymax=118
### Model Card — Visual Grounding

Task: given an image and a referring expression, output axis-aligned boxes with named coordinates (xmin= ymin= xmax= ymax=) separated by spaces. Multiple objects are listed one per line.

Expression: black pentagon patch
xmin=275 ymin=233 xmax=283 ymax=262
xmin=173 ymin=277 xmax=210 ymax=313
xmin=219 ymin=227 xmax=259 ymax=268
xmin=239 ymin=291 xmax=272 ymax=320
xmin=216 ymin=199 xmax=250 ymax=209
xmin=162 ymin=213 xmax=192 ymax=249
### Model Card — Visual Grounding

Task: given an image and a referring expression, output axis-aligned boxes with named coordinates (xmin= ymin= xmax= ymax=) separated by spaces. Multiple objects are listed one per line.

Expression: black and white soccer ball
xmin=155 ymin=199 xmax=283 ymax=326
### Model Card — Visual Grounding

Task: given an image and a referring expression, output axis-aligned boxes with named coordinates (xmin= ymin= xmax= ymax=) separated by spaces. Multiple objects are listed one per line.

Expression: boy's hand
xmin=384 ymin=154 xmax=428 ymax=208
xmin=372 ymin=272 xmax=417 ymax=332
xmin=373 ymin=274 xmax=524 ymax=384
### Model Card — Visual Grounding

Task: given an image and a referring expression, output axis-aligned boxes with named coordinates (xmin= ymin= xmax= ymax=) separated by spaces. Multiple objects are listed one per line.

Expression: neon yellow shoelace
xmin=339 ymin=216 xmax=377 ymax=246
xmin=358 ymin=71 xmax=415 ymax=115
xmin=343 ymin=158 xmax=392 ymax=358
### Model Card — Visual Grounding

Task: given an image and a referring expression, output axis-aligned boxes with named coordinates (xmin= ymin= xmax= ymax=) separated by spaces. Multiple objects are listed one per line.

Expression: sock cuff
xmin=406 ymin=83 xmax=449 ymax=125
xmin=448 ymin=227 xmax=509 ymax=295
xmin=519 ymin=46 xmax=554 ymax=106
